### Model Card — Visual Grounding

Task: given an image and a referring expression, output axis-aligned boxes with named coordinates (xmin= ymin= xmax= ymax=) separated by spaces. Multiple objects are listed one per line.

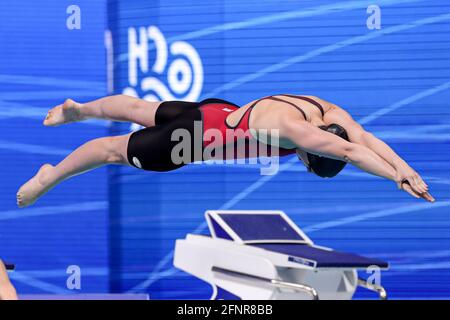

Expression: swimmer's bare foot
xmin=43 ymin=99 xmax=85 ymax=126
xmin=17 ymin=164 xmax=55 ymax=208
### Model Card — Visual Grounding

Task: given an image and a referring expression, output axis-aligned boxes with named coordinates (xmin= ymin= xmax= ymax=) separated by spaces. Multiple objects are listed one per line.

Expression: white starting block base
xmin=174 ymin=210 xmax=388 ymax=300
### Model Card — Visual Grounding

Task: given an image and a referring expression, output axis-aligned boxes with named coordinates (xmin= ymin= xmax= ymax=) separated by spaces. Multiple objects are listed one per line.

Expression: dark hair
xmin=306 ymin=124 xmax=349 ymax=178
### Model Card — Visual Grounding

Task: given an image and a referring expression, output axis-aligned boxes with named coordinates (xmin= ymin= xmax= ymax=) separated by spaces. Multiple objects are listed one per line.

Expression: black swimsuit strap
xmin=225 ymin=98 xmax=264 ymax=129
xmin=276 ymin=94 xmax=325 ymax=117
xmin=226 ymin=94 xmax=316 ymax=129
xmin=266 ymin=96 xmax=308 ymax=120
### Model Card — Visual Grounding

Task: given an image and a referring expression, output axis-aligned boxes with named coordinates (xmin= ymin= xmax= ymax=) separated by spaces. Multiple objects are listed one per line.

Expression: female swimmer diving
xmin=16 ymin=94 xmax=434 ymax=207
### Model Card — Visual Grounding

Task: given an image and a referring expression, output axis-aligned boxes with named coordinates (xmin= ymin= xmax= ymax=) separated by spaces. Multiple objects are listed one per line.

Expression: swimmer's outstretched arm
xmin=281 ymin=117 xmax=396 ymax=179
xmin=280 ymin=116 xmax=433 ymax=201
xmin=44 ymin=95 xmax=161 ymax=127
xmin=324 ymin=106 xmax=432 ymax=200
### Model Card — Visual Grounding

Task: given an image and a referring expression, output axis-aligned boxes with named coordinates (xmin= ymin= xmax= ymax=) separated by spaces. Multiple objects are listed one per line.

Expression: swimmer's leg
xmin=17 ymin=134 xmax=132 ymax=208
xmin=44 ymin=95 xmax=161 ymax=127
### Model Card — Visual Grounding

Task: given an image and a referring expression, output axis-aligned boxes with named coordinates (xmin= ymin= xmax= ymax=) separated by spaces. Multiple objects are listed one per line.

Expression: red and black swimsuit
xmin=126 ymin=96 xmax=325 ymax=172
xmin=201 ymin=98 xmax=295 ymax=159
xmin=200 ymin=94 xmax=325 ymax=159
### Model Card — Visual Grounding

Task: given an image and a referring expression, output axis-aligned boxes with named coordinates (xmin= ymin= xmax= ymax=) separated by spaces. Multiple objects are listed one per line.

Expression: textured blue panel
xmin=254 ymin=244 xmax=388 ymax=268
xmin=210 ymin=216 xmax=233 ymax=240
xmin=219 ymin=213 xmax=305 ymax=241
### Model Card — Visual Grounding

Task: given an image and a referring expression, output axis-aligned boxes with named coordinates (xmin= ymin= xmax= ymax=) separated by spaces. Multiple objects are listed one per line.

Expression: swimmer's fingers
xmin=401 ymin=182 xmax=435 ymax=202
xmin=415 ymin=172 xmax=430 ymax=193
xmin=411 ymin=175 xmax=427 ymax=193
xmin=401 ymin=182 xmax=420 ymax=199
xmin=416 ymin=175 xmax=429 ymax=192
xmin=421 ymin=191 xmax=436 ymax=203
xmin=404 ymin=175 xmax=426 ymax=194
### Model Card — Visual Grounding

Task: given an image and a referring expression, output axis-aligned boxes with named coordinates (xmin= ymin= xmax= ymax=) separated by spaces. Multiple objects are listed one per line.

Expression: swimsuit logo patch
xmin=132 ymin=157 xmax=143 ymax=169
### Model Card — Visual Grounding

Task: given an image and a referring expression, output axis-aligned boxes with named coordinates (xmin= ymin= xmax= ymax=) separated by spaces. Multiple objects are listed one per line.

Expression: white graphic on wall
xmin=66 ymin=5 xmax=81 ymax=30
xmin=123 ymin=26 xmax=204 ymax=131
xmin=66 ymin=265 xmax=81 ymax=290
xmin=366 ymin=5 xmax=381 ymax=30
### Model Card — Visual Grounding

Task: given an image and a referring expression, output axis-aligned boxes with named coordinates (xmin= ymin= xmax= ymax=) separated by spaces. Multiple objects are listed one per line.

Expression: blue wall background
xmin=0 ymin=1 xmax=109 ymax=293
xmin=108 ymin=0 xmax=450 ymax=299
xmin=0 ymin=0 xmax=449 ymax=299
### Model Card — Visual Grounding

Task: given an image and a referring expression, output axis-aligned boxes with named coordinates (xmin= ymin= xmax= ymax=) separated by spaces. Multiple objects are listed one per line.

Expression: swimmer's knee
xmin=104 ymin=135 xmax=130 ymax=164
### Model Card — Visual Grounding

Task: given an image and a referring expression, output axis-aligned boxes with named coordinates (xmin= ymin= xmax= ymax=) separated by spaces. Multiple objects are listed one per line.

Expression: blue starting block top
xmin=218 ymin=213 xmax=306 ymax=241
xmin=206 ymin=211 xmax=389 ymax=269
xmin=252 ymin=244 xmax=388 ymax=268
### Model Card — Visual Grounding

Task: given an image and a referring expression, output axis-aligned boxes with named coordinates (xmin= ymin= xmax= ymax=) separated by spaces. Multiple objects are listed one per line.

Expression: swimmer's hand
xmin=395 ymin=166 xmax=434 ymax=202
xmin=395 ymin=167 xmax=429 ymax=195
xmin=400 ymin=180 xmax=435 ymax=202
